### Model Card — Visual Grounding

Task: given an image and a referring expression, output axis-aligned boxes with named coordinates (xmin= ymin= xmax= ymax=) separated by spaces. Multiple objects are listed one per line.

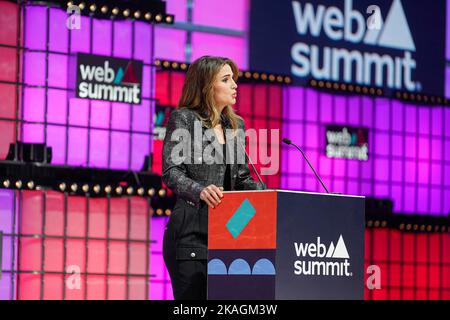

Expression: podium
xmin=207 ymin=190 xmax=365 ymax=300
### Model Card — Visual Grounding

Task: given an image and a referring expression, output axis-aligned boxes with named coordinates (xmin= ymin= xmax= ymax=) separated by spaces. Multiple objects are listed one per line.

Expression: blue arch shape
xmin=208 ymin=259 xmax=228 ymax=275
xmin=228 ymin=259 xmax=251 ymax=275
xmin=252 ymin=258 xmax=276 ymax=275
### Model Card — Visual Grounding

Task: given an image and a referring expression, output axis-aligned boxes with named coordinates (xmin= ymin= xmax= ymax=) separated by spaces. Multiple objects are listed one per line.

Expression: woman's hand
xmin=200 ymin=185 xmax=224 ymax=208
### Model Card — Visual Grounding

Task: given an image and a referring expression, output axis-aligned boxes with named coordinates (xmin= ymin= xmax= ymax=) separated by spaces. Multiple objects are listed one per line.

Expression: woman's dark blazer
xmin=162 ymin=107 xmax=265 ymax=258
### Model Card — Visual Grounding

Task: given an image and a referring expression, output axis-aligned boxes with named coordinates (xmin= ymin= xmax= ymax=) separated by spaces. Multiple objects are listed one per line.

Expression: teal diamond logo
xmin=226 ymin=198 xmax=256 ymax=239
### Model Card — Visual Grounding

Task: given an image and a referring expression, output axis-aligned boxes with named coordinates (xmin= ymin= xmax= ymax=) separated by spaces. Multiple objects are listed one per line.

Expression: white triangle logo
xmin=377 ymin=0 xmax=416 ymax=51
xmin=326 ymin=242 xmax=335 ymax=258
xmin=332 ymin=235 xmax=350 ymax=259
xmin=363 ymin=14 xmax=383 ymax=45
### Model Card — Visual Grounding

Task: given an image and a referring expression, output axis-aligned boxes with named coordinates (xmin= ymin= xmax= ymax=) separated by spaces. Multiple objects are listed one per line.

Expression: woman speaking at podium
xmin=162 ymin=56 xmax=265 ymax=300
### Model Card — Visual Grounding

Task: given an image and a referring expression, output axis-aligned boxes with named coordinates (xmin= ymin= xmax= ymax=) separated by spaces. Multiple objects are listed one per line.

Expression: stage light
xmin=399 ymin=223 xmax=404 ymax=230
xmin=326 ymin=82 xmax=332 ymax=89
xmin=59 ymin=183 xmax=66 ymax=191
xmin=374 ymin=221 xmax=380 ymax=227
xmin=244 ymin=72 xmax=251 ymax=78
xmin=15 ymin=180 xmax=22 ymax=189
xmin=71 ymin=183 xmax=78 ymax=192
xmin=27 ymin=181 xmax=35 ymax=189
xmin=252 ymin=72 xmax=259 ymax=79
xmin=155 ymin=14 xmax=162 ymax=22
xmin=341 ymin=84 xmax=347 ymax=90
xmin=158 ymin=189 xmax=166 ymax=197
xmin=269 ymin=74 xmax=275 ymax=82
xmin=376 ymin=89 xmax=382 ymax=95
xmin=277 ymin=76 xmax=283 ymax=83
xmin=165 ymin=209 xmax=171 ymax=216
xmin=155 ymin=208 xmax=162 ymax=215
xmin=426 ymin=225 xmax=432 ymax=232
xmin=155 ymin=60 xmax=161 ymax=66
xmin=112 ymin=7 xmax=119 ymax=15
xmin=441 ymin=226 xmax=446 ymax=232
xmin=82 ymin=184 xmax=89 ymax=192
xmin=420 ymin=225 xmax=425 ymax=231
xmin=355 ymin=86 xmax=361 ymax=93
xmin=261 ymin=73 xmax=267 ymax=80
xmin=89 ymin=4 xmax=96 ymax=12
xmin=115 ymin=186 xmax=123 ymax=195
xmin=79 ymin=2 xmax=85 ymax=10
xmin=148 ymin=188 xmax=155 ymax=196
xmin=284 ymin=77 xmax=291 ymax=84
xmin=134 ymin=11 xmax=141 ymax=19
xmin=406 ymin=224 xmax=411 ymax=231
xmin=310 ymin=79 xmax=317 ymax=86
xmin=172 ymin=62 xmax=179 ymax=69
xmin=93 ymin=185 xmax=100 ymax=194
xmin=123 ymin=9 xmax=130 ymax=17
xmin=381 ymin=221 xmax=387 ymax=227
xmin=165 ymin=15 xmax=173 ymax=23
xmin=101 ymin=6 xmax=108 ymax=14
xmin=163 ymin=61 xmax=170 ymax=68
xmin=434 ymin=225 xmax=439 ymax=232
xmin=369 ymin=88 xmax=375 ymax=95
xmin=367 ymin=220 xmax=373 ymax=227
xmin=105 ymin=185 xmax=112 ymax=194
xmin=238 ymin=71 xmax=243 ymax=77
xmin=318 ymin=81 xmax=324 ymax=87
xmin=180 ymin=63 xmax=187 ymax=70
xmin=127 ymin=186 xmax=134 ymax=195
xmin=145 ymin=12 xmax=152 ymax=20
xmin=3 ymin=180 xmax=10 ymax=188
xmin=67 ymin=1 xmax=73 ymax=7
xmin=137 ymin=188 xmax=144 ymax=196
xmin=362 ymin=87 xmax=368 ymax=94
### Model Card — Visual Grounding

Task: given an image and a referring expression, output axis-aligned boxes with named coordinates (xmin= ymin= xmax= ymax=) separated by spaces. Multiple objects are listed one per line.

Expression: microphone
xmin=282 ymin=138 xmax=330 ymax=194
xmin=239 ymin=141 xmax=267 ymax=190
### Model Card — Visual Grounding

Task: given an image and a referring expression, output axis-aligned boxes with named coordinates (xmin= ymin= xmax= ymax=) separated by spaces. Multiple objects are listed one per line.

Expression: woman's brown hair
xmin=177 ymin=55 xmax=242 ymax=130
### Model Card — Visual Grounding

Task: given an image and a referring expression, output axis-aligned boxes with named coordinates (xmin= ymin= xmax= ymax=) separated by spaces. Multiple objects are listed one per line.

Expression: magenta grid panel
xmin=281 ymin=87 xmax=450 ymax=216
xmin=21 ymin=4 xmax=155 ymax=170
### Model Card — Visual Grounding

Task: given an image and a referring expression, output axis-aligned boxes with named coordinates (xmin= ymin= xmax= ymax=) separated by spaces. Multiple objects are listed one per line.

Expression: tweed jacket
xmin=162 ymin=107 xmax=265 ymax=210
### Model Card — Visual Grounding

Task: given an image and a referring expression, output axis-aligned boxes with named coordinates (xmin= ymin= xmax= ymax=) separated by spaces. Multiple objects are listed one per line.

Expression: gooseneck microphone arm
xmin=282 ymin=138 xmax=330 ymax=194
xmin=239 ymin=141 xmax=267 ymax=190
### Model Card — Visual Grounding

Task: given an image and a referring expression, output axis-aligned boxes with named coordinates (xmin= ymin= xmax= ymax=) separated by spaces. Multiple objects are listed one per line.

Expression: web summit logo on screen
xmin=293 ymin=235 xmax=352 ymax=277
xmin=291 ymin=0 xmax=418 ymax=92
xmin=76 ymin=53 xmax=143 ymax=104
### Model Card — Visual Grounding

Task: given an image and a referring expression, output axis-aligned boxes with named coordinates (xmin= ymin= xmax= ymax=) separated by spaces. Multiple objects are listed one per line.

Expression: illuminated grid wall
xmin=0 ymin=1 xmax=19 ymax=160
xmin=281 ymin=88 xmax=450 ymax=217
xmin=0 ymin=189 xmax=173 ymax=300
xmin=17 ymin=3 xmax=155 ymax=170
xmin=364 ymin=228 xmax=450 ymax=300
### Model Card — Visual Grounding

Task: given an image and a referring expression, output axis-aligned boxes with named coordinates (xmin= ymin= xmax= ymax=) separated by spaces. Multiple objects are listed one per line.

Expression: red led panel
xmin=87 ymin=240 xmax=107 ymax=274
xmin=18 ymin=274 xmax=41 ymax=300
xmin=129 ymin=197 xmax=149 ymax=241
xmin=67 ymin=197 xmax=86 ymax=237
xmin=45 ymin=191 xmax=64 ymax=236
xmin=109 ymin=198 xmax=128 ymax=240
xmin=43 ymin=238 xmax=63 ymax=272
xmin=43 ymin=275 xmax=63 ymax=300
xmin=108 ymin=276 xmax=126 ymax=300
xmin=88 ymin=198 xmax=107 ymax=238
xmin=86 ymin=276 xmax=106 ymax=300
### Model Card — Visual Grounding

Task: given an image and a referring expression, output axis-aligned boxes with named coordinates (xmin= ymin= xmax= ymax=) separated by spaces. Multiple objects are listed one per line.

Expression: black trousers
xmin=163 ymin=199 xmax=208 ymax=300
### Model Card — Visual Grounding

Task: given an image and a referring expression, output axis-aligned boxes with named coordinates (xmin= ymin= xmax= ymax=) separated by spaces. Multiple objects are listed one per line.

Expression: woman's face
xmin=213 ymin=64 xmax=237 ymax=111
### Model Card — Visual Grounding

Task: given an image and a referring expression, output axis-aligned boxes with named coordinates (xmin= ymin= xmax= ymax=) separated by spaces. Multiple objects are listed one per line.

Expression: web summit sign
xmin=250 ymin=0 xmax=445 ymax=96
xmin=75 ymin=53 xmax=143 ymax=104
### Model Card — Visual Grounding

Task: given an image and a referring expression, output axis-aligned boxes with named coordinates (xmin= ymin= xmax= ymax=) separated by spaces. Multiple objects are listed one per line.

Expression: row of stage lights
xmin=310 ymin=79 xmax=384 ymax=96
xmin=155 ymin=59 xmax=292 ymax=85
xmin=2 ymin=179 xmax=173 ymax=216
xmin=66 ymin=1 xmax=174 ymax=24
xmin=310 ymin=79 xmax=450 ymax=105
xmin=2 ymin=179 xmax=167 ymax=198
xmin=366 ymin=219 xmax=449 ymax=233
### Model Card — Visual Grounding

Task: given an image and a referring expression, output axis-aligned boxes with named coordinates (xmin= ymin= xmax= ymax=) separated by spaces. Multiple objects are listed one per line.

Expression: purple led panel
xmin=281 ymin=87 xmax=450 ymax=216
xmin=21 ymin=4 xmax=154 ymax=170
xmin=193 ymin=0 xmax=249 ymax=31
xmin=0 ymin=190 xmax=18 ymax=300
xmin=191 ymin=32 xmax=248 ymax=70
xmin=149 ymin=216 xmax=173 ymax=300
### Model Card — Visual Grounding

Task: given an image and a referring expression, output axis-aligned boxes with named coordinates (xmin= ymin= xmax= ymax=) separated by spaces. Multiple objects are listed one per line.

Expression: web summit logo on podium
xmin=293 ymin=235 xmax=352 ymax=277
